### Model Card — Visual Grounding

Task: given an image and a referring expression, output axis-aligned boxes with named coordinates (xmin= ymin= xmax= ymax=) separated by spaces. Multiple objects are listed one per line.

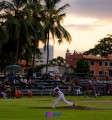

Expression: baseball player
xmin=52 ymin=84 xmax=75 ymax=108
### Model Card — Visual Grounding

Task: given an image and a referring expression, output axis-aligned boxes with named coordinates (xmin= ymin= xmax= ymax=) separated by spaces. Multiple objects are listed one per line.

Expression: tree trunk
xmin=16 ymin=37 xmax=19 ymax=64
xmin=32 ymin=40 xmax=36 ymax=76
xmin=46 ymin=32 xmax=49 ymax=74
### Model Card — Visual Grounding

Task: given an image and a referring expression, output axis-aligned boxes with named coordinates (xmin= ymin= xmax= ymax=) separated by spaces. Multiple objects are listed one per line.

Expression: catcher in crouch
xmin=52 ymin=84 xmax=75 ymax=108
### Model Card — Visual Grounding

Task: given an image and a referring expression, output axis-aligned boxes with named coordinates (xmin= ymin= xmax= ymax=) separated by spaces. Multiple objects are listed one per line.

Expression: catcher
xmin=52 ymin=84 xmax=75 ymax=108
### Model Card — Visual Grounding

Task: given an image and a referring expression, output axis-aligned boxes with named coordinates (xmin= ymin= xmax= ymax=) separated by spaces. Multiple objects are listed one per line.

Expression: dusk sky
xmin=2 ymin=0 xmax=112 ymax=59
xmin=51 ymin=0 xmax=112 ymax=58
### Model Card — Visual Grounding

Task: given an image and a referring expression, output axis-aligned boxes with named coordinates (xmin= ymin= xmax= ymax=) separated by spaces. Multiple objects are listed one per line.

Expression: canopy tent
xmin=4 ymin=64 xmax=22 ymax=75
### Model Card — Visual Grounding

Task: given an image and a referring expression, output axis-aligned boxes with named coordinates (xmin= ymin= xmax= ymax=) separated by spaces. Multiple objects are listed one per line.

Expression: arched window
xmin=99 ymin=61 xmax=102 ymax=66
xmin=91 ymin=61 xmax=94 ymax=66
xmin=109 ymin=69 xmax=112 ymax=76
xmin=99 ymin=70 xmax=103 ymax=76
xmin=109 ymin=61 xmax=112 ymax=66
xmin=105 ymin=61 xmax=108 ymax=66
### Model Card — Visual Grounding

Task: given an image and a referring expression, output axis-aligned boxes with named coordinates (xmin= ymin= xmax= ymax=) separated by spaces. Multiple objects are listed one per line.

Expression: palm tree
xmin=43 ymin=0 xmax=72 ymax=74
xmin=0 ymin=0 xmax=47 ymax=76
xmin=49 ymin=56 xmax=65 ymax=73
xmin=0 ymin=19 xmax=9 ymax=70
xmin=0 ymin=21 xmax=8 ymax=50
xmin=0 ymin=0 xmax=35 ymax=64
xmin=25 ymin=0 xmax=46 ymax=74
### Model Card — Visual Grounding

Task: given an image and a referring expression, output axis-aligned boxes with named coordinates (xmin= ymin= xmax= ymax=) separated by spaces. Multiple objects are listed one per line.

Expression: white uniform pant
xmin=76 ymin=88 xmax=81 ymax=95
xmin=53 ymin=93 xmax=73 ymax=108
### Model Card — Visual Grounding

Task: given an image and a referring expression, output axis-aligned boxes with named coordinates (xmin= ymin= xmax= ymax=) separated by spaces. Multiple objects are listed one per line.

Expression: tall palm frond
xmin=43 ymin=0 xmax=71 ymax=74
xmin=0 ymin=1 xmax=15 ymax=11
xmin=25 ymin=0 xmax=45 ymax=72
xmin=0 ymin=0 xmax=28 ymax=11
xmin=0 ymin=25 xmax=8 ymax=49
xmin=57 ymin=3 xmax=70 ymax=13
xmin=0 ymin=0 xmax=36 ymax=64
xmin=57 ymin=25 xmax=72 ymax=44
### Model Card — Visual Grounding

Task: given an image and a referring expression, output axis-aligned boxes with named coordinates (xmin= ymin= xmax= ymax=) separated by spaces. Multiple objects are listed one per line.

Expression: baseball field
xmin=0 ymin=96 xmax=112 ymax=120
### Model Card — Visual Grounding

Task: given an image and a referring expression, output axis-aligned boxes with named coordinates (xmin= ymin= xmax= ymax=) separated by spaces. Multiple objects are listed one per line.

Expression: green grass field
xmin=0 ymin=96 xmax=112 ymax=120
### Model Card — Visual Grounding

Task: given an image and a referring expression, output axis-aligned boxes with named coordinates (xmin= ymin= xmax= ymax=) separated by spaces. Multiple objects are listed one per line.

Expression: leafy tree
xmin=49 ymin=56 xmax=65 ymax=66
xmin=49 ymin=58 xmax=57 ymax=65
xmin=83 ymin=35 xmax=112 ymax=78
xmin=74 ymin=59 xmax=90 ymax=76
xmin=83 ymin=34 xmax=112 ymax=56
xmin=0 ymin=0 xmax=35 ymax=64
xmin=34 ymin=64 xmax=45 ymax=72
xmin=49 ymin=56 xmax=65 ymax=73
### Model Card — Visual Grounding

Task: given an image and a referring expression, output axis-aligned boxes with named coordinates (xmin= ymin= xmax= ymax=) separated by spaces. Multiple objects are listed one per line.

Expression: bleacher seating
xmin=17 ymin=79 xmax=68 ymax=96
xmin=0 ymin=76 xmax=112 ymax=97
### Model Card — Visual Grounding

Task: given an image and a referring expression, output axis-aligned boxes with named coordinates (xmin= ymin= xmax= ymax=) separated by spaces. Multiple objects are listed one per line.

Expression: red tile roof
xmin=83 ymin=55 xmax=112 ymax=60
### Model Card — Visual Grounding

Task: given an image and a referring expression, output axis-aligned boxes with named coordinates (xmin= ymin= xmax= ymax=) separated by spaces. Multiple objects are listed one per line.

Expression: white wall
xmin=35 ymin=45 xmax=54 ymax=65
xmin=41 ymin=65 xmax=66 ymax=75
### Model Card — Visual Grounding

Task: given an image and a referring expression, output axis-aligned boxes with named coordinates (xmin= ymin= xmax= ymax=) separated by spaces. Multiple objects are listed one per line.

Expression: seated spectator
xmin=66 ymin=75 xmax=71 ymax=84
xmin=15 ymin=90 xmax=23 ymax=98
xmin=0 ymin=84 xmax=8 ymax=97
xmin=108 ymin=85 xmax=112 ymax=95
xmin=11 ymin=86 xmax=16 ymax=98
xmin=24 ymin=78 xmax=28 ymax=87
xmin=68 ymin=84 xmax=72 ymax=92
xmin=1 ymin=91 xmax=7 ymax=98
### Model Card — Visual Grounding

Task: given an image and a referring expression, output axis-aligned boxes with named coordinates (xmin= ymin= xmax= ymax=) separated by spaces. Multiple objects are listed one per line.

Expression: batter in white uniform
xmin=52 ymin=85 xmax=75 ymax=108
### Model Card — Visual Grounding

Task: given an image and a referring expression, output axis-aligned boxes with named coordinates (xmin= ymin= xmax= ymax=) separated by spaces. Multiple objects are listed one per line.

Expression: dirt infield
xmin=29 ymin=99 xmax=112 ymax=110
xmin=30 ymin=106 xmax=111 ymax=110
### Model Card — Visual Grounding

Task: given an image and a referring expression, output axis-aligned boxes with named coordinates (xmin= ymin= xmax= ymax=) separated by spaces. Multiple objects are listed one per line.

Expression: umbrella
xmin=4 ymin=64 xmax=22 ymax=74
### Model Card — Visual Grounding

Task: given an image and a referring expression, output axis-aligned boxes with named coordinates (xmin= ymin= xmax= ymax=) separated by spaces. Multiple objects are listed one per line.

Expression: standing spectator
xmin=28 ymin=90 xmax=33 ymax=98
xmin=88 ymin=79 xmax=97 ymax=97
xmin=11 ymin=85 xmax=16 ymax=98
xmin=74 ymin=80 xmax=81 ymax=95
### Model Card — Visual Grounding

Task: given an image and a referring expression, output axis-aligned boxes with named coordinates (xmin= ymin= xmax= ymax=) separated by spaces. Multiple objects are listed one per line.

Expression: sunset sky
xmin=50 ymin=0 xmax=112 ymax=58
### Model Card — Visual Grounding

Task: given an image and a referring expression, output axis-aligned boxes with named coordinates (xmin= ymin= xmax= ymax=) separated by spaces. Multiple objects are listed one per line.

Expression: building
xmin=65 ymin=49 xmax=112 ymax=80
xmin=41 ymin=65 xmax=66 ymax=75
xmin=34 ymin=45 xmax=55 ymax=75
xmin=66 ymin=49 xmax=83 ymax=68
xmin=35 ymin=45 xmax=54 ymax=65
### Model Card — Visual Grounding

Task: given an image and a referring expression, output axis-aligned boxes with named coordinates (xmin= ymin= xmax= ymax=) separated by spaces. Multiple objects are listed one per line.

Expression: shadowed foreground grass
xmin=0 ymin=96 xmax=112 ymax=120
